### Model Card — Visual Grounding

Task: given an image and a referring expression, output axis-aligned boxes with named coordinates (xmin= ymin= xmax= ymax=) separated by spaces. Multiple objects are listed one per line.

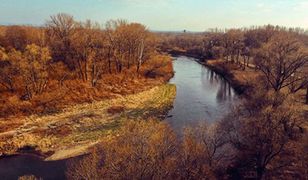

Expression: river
xmin=0 ymin=56 xmax=237 ymax=180
xmin=0 ymin=155 xmax=68 ymax=180
xmin=166 ymin=56 xmax=237 ymax=132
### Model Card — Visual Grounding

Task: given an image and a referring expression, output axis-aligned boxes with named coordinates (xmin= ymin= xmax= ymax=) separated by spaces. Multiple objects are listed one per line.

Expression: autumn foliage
xmin=0 ymin=14 xmax=173 ymax=118
xmin=67 ymin=90 xmax=307 ymax=179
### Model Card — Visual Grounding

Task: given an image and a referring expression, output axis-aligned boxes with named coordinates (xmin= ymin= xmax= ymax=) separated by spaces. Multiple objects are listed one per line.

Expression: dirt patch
xmin=107 ymin=106 xmax=125 ymax=115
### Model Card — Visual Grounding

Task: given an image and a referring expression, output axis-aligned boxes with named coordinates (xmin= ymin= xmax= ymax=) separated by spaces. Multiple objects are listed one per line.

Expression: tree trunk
xmin=256 ymin=166 xmax=265 ymax=180
xmin=91 ymin=63 xmax=96 ymax=87
xmin=108 ymin=48 xmax=112 ymax=74
xmin=236 ymin=50 xmax=240 ymax=64
xmin=306 ymin=86 xmax=308 ymax=104
xmin=137 ymin=40 xmax=144 ymax=73
xmin=85 ymin=60 xmax=88 ymax=81
xmin=77 ymin=59 xmax=85 ymax=81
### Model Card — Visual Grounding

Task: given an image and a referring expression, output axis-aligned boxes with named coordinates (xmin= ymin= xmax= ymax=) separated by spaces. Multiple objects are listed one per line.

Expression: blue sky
xmin=0 ymin=0 xmax=307 ymax=31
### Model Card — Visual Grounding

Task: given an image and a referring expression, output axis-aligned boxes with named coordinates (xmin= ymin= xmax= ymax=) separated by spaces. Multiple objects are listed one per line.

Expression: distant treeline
xmin=158 ymin=25 xmax=308 ymax=103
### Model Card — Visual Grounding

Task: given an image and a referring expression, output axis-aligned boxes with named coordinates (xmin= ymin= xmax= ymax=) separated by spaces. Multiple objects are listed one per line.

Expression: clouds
xmin=0 ymin=0 xmax=307 ymax=30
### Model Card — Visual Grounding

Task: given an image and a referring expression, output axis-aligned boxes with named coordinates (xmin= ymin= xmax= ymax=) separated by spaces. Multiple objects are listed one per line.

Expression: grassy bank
xmin=0 ymin=84 xmax=176 ymax=160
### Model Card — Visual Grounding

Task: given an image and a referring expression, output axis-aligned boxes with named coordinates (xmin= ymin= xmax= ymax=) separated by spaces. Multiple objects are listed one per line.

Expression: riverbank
xmin=203 ymin=59 xmax=308 ymax=129
xmin=168 ymin=49 xmax=252 ymax=95
xmin=204 ymin=60 xmax=256 ymax=95
xmin=167 ymin=48 xmax=205 ymax=61
xmin=0 ymin=84 xmax=176 ymax=160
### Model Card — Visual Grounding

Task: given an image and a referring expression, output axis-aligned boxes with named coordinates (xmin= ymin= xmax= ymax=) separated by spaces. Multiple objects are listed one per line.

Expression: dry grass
xmin=0 ymin=84 xmax=176 ymax=160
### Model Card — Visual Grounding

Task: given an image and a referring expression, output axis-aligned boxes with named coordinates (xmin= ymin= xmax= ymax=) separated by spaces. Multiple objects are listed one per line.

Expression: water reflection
xmin=205 ymin=69 xmax=233 ymax=102
xmin=166 ymin=56 xmax=237 ymax=133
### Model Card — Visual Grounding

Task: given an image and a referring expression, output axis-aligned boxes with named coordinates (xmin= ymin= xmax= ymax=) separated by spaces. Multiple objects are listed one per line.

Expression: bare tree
xmin=180 ymin=123 xmax=228 ymax=179
xmin=46 ymin=13 xmax=76 ymax=69
xmin=75 ymin=21 xmax=106 ymax=86
xmin=222 ymin=91 xmax=302 ymax=179
xmin=254 ymin=32 xmax=308 ymax=92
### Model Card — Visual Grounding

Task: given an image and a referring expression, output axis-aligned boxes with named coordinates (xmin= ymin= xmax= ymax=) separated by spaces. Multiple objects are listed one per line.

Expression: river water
xmin=166 ymin=56 xmax=237 ymax=132
xmin=0 ymin=155 xmax=68 ymax=180
xmin=0 ymin=56 xmax=237 ymax=180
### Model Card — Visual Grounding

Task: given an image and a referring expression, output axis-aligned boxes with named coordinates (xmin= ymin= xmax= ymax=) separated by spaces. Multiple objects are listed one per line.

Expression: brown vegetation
xmin=159 ymin=25 xmax=308 ymax=103
xmin=0 ymin=13 xmax=173 ymax=119
xmin=67 ymin=91 xmax=307 ymax=179
xmin=0 ymin=84 xmax=176 ymax=159
xmin=1 ymin=12 xmax=307 ymax=180
xmin=66 ymin=120 xmax=217 ymax=179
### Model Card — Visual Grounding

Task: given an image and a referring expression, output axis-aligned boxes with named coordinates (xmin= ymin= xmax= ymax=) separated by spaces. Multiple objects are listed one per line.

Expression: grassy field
xmin=0 ymin=84 xmax=176 ymax=160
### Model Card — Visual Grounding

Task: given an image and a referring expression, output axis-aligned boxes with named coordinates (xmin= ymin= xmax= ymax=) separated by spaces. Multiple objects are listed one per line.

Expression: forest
xmin=0 ymin=13 xmax=173 ymax=118
xmin=0 ymin=13 xmax=307 ymax=180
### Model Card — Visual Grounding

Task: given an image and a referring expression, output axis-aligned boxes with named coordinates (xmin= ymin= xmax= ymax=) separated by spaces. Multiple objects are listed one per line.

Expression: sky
xmin=0 ymin=0 xmax=307 ymax=31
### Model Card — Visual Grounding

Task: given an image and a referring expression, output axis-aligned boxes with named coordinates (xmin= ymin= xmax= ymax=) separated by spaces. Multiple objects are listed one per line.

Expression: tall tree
xmin=254 ymin=32 xmax=308 ymax=92
xmin=46 ymin=13 xmax=76 ymax=69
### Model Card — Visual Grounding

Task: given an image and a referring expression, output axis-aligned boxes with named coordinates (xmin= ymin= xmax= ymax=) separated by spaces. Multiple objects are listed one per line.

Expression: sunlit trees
xmin=0 ymin=13 xmax=175 ymax=118
xmin=67 ymin=120 xmax=229 ymax=179
xmin=47 ymin=14 xmax=107 ymax=85
xmin=67 ymin=120 xmax=179 ymax=180
xmin=254 ymin=32 xmax=308 ymax=92
xmin=0 ymin=47 xmax=18 ymax=92
xmin=11 ymin=44 xmax=51 ymax=99
xmin=70 ymin=20 xmax=105 ymax=85
xmin=106 ymin=20 xmax=153 ymax=73
xmin=66 ymin=149 xmax=102 ymax=180
xmin=45 ymin=14 xmax=159 ymax=87
xmin=102 ymin=120 xmax=178 ymax=179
